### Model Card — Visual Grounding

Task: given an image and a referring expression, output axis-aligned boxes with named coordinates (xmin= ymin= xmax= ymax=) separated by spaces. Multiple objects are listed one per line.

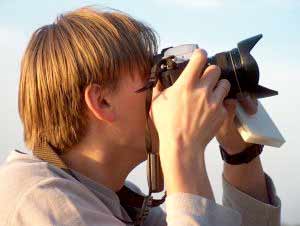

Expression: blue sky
xmin=0 ymin=0 xmax=299 ymax=224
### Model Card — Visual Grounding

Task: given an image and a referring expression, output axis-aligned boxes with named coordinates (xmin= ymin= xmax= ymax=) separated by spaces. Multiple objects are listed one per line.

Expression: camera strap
xmin=31 ymin=140 xmax=165 ymax=226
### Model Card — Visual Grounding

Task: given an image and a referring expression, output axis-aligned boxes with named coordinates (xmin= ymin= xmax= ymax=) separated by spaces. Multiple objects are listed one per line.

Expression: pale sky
xmin=0 ymin=0 xmax=299 ymax=224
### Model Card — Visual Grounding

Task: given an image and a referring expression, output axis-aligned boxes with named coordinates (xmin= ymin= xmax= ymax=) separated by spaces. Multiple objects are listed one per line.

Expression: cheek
xmin=114 ymin=73 xmax=148 ymax=149
xmin=128 ymin=95 xmax=146 ymax=133
xmin=118 ymin=95 xmax=147 ymax=154
xmin=118 ymin=91 xmax=147 ymax=138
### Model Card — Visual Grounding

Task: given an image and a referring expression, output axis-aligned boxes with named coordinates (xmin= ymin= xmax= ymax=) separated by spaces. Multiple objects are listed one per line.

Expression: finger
xmin=212 ymin=79 xmax=231 ymax=104
xmin=211 ymin=105 xmax=227 ymax=132
xmin=224 ymin=99 xmax=237 ymax=113
xmin=237 ymin=92 xmax=257 ymax=115
xmin=176 ymin=48 xmax=207 ymax=87
xmin=199 ymin=65 xmax=221 ymax=92
xmin=223 ymin=99 xmax=237 ymax=121
xmin=216 ymin=101 xmax=237 ymax=140
xmin=216 ymin=106 xmax=228 ymax=129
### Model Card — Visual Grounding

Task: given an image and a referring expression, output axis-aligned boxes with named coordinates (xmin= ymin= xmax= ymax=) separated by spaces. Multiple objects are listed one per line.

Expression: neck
xmin=61 ymin=141 xmax=140 ymax=192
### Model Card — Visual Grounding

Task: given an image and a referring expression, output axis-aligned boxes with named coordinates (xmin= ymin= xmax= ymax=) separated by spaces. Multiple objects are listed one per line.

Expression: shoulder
xmin=11 ymin=175 xmax=119 ymax=226
xmin=0 ymin=150 xmax=79 ymax=199
xmin=0 ymin=150 xmax=121 ymax=226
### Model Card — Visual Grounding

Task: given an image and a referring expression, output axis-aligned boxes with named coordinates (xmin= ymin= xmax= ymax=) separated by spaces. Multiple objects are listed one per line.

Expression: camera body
xmin=153 ymin=34 xmax=278 ymax=99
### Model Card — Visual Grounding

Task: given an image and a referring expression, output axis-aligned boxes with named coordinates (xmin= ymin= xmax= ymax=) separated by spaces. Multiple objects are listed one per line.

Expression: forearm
xmin=223 ymin=156 xmax=270 ymax=203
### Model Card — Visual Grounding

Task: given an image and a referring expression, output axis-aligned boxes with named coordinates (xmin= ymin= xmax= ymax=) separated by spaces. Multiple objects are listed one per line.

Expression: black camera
xmin=138 ymin=34 xmax=278 ymax=99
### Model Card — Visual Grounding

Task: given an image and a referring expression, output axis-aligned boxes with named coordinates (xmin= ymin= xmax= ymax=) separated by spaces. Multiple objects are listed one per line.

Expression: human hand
xmin=219 ymin=95 xmax=270 ymax=204
xmin=150 ymin=49 xmax=230 ymax=195
xmin=216 ymin=93 xmax=258 ymax=154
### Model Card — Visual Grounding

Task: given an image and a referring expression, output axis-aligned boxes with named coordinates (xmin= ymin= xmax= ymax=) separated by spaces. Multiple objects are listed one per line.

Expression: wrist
xmin=160 ymin=143 xmax=205 ymax=169
xmin=165 ymin=161 xmax=213 ymax=199
xmin=159 ymin=134 xmax=207 ymax=153
xmin=162 ymin=146 xmax=208 ymax=196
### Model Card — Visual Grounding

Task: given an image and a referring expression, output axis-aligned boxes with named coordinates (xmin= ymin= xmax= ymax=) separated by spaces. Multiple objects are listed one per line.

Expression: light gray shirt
xmin=0 ymin=150 xmax=281 ymax=226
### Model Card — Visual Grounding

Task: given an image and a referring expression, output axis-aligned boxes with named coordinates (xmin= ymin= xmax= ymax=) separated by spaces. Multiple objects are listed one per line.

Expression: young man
xmin=0 ymin=7 xmax=280 ymax=226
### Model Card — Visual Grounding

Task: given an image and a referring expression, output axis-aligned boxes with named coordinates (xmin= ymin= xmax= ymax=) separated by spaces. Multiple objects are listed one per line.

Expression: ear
xmin=84 ymin=84 xmax=116 ymax=123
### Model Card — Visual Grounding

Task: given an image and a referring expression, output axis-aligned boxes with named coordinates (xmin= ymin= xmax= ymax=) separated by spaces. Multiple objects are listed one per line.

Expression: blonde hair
xmin=18 ymin=7 xmax=158 ymax=152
